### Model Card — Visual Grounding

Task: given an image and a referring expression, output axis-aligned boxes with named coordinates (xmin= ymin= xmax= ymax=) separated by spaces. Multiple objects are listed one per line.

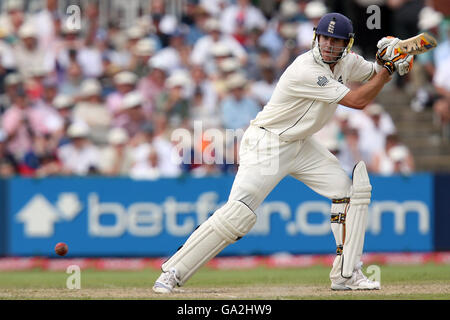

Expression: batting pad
xmin=341 ymin=161 xmax=372 ymax=278
xmin=162 ymin=200 xmax=256 ymax=285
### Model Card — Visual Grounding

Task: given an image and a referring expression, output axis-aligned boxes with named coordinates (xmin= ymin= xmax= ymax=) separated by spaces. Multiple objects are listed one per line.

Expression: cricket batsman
xmin=153 ymin=12 xmax=413 ymax=292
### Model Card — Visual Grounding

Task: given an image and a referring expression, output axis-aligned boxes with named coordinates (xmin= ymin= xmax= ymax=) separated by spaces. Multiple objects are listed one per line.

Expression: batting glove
xmin=394 ymin=54 xmax=414 ymax=76
xmin=382 ymin=60 xmax=396 ymax=75
xmin=376 ymin=36 xmax=400 ymax=63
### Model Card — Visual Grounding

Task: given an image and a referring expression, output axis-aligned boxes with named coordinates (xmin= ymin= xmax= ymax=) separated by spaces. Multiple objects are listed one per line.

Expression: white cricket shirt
xmin=251 ymin=46 xmax=375 ymax=142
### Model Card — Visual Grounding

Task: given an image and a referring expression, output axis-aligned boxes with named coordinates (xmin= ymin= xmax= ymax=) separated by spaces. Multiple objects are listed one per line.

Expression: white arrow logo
xmin=16 ymin=193 xmax=82 ymax=238
xmin=16 ymin=195 xmax=60 ymax=237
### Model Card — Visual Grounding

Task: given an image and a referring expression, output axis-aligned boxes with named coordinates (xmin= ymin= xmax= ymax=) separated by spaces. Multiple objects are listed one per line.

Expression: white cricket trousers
xmin=229 ymin=125 xmax=352 ymax=211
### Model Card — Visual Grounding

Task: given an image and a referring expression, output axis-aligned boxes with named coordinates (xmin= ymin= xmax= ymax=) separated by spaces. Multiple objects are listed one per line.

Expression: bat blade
xmin=396 ymin=32 xmax=438 ymax=55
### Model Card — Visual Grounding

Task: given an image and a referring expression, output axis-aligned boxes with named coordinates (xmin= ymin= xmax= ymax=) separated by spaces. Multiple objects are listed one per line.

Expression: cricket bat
xmin=396 ymin=32 xmax=437 ymax=55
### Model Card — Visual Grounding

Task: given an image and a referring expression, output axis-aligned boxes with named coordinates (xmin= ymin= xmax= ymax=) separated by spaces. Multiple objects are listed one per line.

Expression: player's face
xmin=318 ymin=35 xmax=347 ymax=63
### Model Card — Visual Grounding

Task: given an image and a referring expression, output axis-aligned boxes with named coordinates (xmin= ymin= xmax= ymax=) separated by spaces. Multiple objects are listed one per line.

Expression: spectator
xmin=432 ymin=55 xmax=450 ymax=140
xmin=54 ymin=26 xmax=83 ymax=73
xmin=200 ymin=0 xmax=227 ymax=18
xmin=1 ymin=86 xmax=37 ymax=159
xmin=258 ymin=12 xmax=285 ymax=60
xmin=99 ymin=127 xmax=132 ymax=176
xmin=280 ymin=0 xmax=308 ymax=23
xmin=0 ymin=129 xmax=18 ymax=177
xmin=189 ymin=64 xmax=218 ymax=119
xmin=297 ymin=1 xmax=327 ymax=53
xmin=0 ymin=54 xmax=13 ymax=98
xmin=25 ymin=67 xmax=47 ymax=102
xmin=182 ymin=2 xmax=209 ymax=46
xmin=76 ymin=33 xmax=104 ymax=78
xmin=350 ymin=103 xmax=397 ymax=160
xmin=416 ymin=6 xmax=444 ymax=79
xmin=137 ymin=58 xmax=168 ymax=110
xmin=106 ymin=20 xmax=128 ymax=54
xmin=129 ymin=143 xmax=161 ymax=180
xmin=214 ymin=56 xmax=241 ymax=100
xmin=118 ymin=90 xmax=149 ymax=138
xmin=13 ymin=23 xmax=55 ymax=79
xmin=57 ymin=122 xmax=100 ymax=175
xmin=19 ymin=133 xmax=62 ymax=177
xmin=98 ymin=56 xmax=121 ymax=96
xmin=110 ymin=25 xmax=145 ymax=70
xmin=387 ymin=0 xmax=424 ymax=89
xmin=0 ymin=29 xmax=16 ymax=72
xmin=410 ymin=6 xmax=444 ymax=112
xmin=257 ymin=0 xmax=299 ymax=61
xmin=0 ymin=72 xmax=22 ymax=115
xmin=220 ymin=0 xmax=267 ymax=37
xmin=190 ymin=18 xmax=248 ymax=75
xmin=220 ymin=72 xmax=260 ymax=130
xmin=338 ymin=125 xmax=371 ymax=175
xmin=32 ymin=0 xmax=60 ymax=49
xmin=243 ymin=26 xmax=265 ymax=77
xmin=150 ymin=118 xmax=183 ymax=178
xmin=246 ymin=46 xmax=276 ymax=80
xmin=190 ymin=87 xmax=218 ymax=130
xmin=371 ymin=134 xmax=415 ymax=175
xmin=72 ymin=78 xmax=111 ymax=144
xmin=28 ymin=77 xmax=64 ymax=136
xmin=106 ymin=71 xmax=139 ymax=127
xmin=249 ymin=65 xmax=277 ymax=106
xmin=209 ymin=42 xmax=235 ymax=79
xmin=150 ymin=27 xmax=189 ymax=74
xmin=155 ymin=72 xmax=191 ymax=129
xmin=0 ymin=0 xmax=26 ymax=43
xmin=388 ymin=0 xmax=423 ymax=42
xmin=59 ymin=61 xmax=83 ymax=96
xmin=189 ymin=65 xmax=221 ymax=129
xmin=129 ymin=38 xmax=157 ymax=78
xmin=52 ymin=93 xmax=74 ymax=145
xmin=129 ymin=121 xmax=181 ymax=179
xmin=276 ymin=20 xmax=302 ymax=72
xmin=147 ymin=0 xmax=179 ymax=48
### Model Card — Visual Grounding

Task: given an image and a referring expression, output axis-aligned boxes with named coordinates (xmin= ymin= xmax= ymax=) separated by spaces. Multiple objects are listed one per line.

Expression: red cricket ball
xmin=55 ymin=242 xmax=68 ymax=256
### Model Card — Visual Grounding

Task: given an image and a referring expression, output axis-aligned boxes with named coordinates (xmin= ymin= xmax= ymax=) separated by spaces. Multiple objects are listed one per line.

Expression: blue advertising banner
xmin=5 ymin=174 xmax=434 ymax=256
xmin=434 ymin=174 xmax=450 ymax=251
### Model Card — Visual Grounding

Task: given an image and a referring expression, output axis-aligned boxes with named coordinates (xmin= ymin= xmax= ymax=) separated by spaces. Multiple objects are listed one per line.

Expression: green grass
xmin=0 ymin=264 xmax=449 ymax=299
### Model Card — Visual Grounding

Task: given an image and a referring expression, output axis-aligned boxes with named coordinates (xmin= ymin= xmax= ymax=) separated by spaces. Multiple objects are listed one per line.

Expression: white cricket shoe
xmin=152 ymin=268 xmax=180 ymax=293
xmin=331 ymin=262 xmax=380 ymax=291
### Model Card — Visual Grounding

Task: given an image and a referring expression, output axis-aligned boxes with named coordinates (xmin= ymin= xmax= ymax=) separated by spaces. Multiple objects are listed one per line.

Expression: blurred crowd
xmin=0 ymin=0 xmax=447 ymax=179
xmin=408 ymin=2 xmax=450 ymax=143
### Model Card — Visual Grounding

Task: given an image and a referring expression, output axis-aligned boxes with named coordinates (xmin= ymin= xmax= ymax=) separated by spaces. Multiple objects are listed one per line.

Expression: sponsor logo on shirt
xmin=317 ymin=76 xmax=329 ymax=87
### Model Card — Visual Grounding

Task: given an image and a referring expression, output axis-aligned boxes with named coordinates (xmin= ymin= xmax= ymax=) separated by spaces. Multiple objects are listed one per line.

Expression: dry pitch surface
xmin=0 ymin=265 xmax=449 ymax=300
xmin=1 ymin=283 xmax=449 ymax=300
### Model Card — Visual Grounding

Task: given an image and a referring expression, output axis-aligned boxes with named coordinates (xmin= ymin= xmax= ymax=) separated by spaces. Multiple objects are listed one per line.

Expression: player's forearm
xmin=359 ymin=68 xmax=391 ymax=104
xmin=339 ymin=68 xmax=391 ymax=109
